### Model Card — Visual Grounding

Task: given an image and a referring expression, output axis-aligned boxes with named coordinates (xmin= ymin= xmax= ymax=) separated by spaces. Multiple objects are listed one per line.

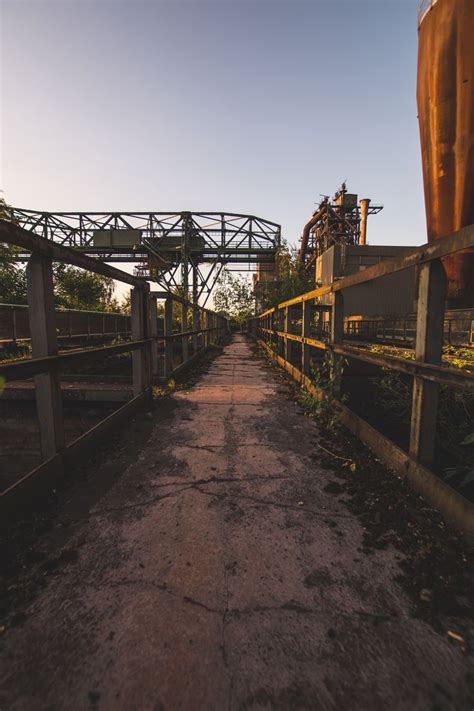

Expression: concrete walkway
xmin=0 ymin=336 xmax=471 ymax=710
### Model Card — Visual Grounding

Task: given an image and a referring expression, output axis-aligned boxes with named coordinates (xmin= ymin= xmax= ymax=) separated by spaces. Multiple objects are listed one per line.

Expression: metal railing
xmin=0 ymin=219 xmax=228 ymax=511
xmin=248 ymin=224 xmax=474 ymax=541
xmin=345 ymin=315 xmax=473 ymax=347
xmin=0 ymin=303 xmax=132 ymax=344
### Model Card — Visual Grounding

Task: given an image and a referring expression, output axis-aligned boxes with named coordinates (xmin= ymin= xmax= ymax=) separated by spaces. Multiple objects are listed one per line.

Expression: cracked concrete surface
xmin=0 ymin=335 xmax=471 ymax=710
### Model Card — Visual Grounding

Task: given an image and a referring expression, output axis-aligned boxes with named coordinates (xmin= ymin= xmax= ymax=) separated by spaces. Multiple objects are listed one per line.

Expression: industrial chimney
xmin=359 ymin=199 xmax=370 ymax=245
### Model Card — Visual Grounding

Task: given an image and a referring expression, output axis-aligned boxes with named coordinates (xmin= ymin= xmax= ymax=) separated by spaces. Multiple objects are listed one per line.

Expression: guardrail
xmin=248 ymin=224 xmax=474 ymax=541
xmin=0 ymin=303 xmax=132 ymax=344
xmin=0 ymin=219 xmax=228 ymax=511
xmin=345 ymin=314 xmax=474 ymax=347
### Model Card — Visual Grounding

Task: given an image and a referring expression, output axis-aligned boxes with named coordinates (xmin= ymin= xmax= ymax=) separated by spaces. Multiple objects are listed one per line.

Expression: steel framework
xmin=9 ymin=208 xmax=281 ymax=304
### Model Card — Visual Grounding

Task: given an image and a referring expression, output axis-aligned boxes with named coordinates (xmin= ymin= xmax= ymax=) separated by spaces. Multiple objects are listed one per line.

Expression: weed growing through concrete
xmin=298 ymin=353 xmax=347 ymax=435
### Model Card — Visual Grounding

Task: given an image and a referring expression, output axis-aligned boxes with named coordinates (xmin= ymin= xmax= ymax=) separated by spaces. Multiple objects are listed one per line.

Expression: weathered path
xmin=1 ymin=336 xmax=471 ymax=710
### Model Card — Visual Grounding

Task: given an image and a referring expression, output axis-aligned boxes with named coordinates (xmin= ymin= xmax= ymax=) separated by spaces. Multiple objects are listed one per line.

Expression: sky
xmin=1 ymin=0 xmax=426 ymax=284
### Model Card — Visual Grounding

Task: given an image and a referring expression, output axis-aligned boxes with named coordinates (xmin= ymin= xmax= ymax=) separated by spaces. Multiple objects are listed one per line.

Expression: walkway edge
xmin=0 ymin=389 xmax=151 ymax=523
xmin=256 ymin=338 xmax=474 ymax=546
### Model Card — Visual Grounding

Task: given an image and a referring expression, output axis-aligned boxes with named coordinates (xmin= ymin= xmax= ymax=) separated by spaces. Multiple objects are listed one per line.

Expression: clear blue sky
xmin=1 ymin=0 xmax=425 ymax=253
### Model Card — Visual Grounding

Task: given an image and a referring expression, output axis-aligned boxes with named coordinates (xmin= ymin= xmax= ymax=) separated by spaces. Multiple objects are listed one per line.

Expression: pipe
xmin=359 ymin=199 xmax=370 ymax=245
xmin=298 ymin=205 xmax=327 ymax=263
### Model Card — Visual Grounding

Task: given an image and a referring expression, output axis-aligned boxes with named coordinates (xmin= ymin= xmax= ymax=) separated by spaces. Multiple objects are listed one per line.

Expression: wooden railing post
xmin=131 ymin=286 xmax=151 ymax=398
xmin=164 ymin=296 xmax=174 ymax=378
xmin=26 ymin=253 xmax=65 ymax=460
xmin=181 ymin=302 xmax=189 ymax=363
xmin=329 ymin=292 xmax=344 ymax=396
xmin=149 ymin=295 xmax=159 ymax=377
xmin=302 ymin=301 xmax=312 ymax=377
xmin=409 ymin=259 xmax=446 ymax=464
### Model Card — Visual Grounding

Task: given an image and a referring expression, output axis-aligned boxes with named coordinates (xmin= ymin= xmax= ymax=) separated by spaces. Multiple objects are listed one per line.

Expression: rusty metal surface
xmin=417 ymin=0 xmax=474 ymax=305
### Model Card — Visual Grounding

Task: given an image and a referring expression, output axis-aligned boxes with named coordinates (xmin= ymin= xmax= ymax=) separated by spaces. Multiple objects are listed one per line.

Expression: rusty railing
xmin=248 ymin=224 xmax=474 ymax=540
xmin=0 ymin=219 xmax=228 ymax=510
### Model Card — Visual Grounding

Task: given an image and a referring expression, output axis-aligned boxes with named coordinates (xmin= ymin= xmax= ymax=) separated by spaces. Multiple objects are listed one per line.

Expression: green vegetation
xmin=213 ymin=270 xmax=254 ymax=323
xmin=259 ymin=242 xmax=313 ymax=311
xmin=298 ymin=354 xmax=347 ymax=434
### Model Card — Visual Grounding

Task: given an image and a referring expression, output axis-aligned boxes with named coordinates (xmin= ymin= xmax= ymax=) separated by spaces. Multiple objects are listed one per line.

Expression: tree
xmin=258 ymin=241 xmax=313 ymax=311
xmin=53 ymin=264 xmax=121 ymax=312
xmin=0 ymin=196 xmax=27 ymax=304
xmin=213 ymin=270 xmax=254 ymax=323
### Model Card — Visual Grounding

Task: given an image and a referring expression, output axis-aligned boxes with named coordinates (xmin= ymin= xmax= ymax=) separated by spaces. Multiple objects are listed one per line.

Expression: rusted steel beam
xmin=0 ymin=219 xmax=146 ymax=288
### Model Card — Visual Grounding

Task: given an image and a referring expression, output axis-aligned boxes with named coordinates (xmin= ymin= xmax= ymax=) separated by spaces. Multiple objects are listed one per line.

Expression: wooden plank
xmin=26 ymin=254 xmax=65 ymax=460
xmin=409 ymin=259 xmax=446 ymax=464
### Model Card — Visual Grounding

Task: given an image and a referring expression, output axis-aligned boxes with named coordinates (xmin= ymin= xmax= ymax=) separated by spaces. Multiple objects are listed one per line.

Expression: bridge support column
xmin=26 ymin=253 xmax=65 ymax=461
xmin=409 ymin=259 xmax=446 ymax=465
xmin=164 ymin=296 xmax=174 ymax=378
xmin=131 ymin=286 xmax=152 ymax=397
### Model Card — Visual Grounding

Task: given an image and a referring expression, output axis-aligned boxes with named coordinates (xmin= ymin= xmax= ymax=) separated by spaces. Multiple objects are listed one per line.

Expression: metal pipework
xmin=298 ymin=205 xmax=327 ymax=263
xmin=359 ymin=198 xmax=370 ymax=245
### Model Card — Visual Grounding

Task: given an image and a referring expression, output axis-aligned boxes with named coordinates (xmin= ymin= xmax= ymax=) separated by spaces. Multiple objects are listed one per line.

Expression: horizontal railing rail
xmin=0 ymin=219 xmax=229 ymax=511
xmin=248 ymin=224 xmax=474 ymax=542
xmin=0 ymin=303 xmax=132 ymax=344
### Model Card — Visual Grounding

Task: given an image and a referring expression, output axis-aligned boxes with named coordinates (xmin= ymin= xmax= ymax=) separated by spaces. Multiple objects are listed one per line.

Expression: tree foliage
xmin=0 ymin=196 xmax=27 ymax=304
xmin=213 ymin=270 xmax=254 ymax=323
xmin=258 ymin=241 xmax=313 ymax=311
xmin=53 ymin=264 xmax=120 ymax=312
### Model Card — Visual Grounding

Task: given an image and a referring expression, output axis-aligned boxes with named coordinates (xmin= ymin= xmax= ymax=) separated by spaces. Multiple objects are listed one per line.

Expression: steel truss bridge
xmin=10 ymin=208 xmax=281 ymax=304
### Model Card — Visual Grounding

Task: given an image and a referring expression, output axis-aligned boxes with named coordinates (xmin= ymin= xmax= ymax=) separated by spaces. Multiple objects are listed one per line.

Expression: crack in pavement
xmin=193 ymin=485 xmax=352 ymax=519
